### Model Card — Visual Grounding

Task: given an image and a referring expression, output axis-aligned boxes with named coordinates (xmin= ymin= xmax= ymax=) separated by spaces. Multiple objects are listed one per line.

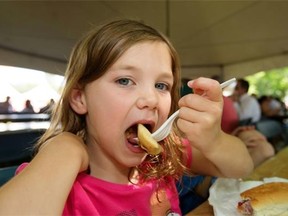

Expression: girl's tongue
xmin=125 ymin=125 xmax=138 ymax=145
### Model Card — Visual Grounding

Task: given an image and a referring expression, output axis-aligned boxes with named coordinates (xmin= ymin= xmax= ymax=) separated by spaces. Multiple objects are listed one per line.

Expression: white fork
xmin=136 ymin=77 xmax=236 ymax=142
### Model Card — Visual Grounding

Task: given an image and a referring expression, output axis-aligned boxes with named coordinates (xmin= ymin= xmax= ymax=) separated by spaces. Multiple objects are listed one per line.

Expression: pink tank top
xmin=16 ymin=143 xmax=192 ymax=216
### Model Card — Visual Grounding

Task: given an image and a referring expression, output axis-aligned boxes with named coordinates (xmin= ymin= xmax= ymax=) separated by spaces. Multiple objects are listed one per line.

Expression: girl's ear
xmin=69 ymin=88 xmax=87 ymax=114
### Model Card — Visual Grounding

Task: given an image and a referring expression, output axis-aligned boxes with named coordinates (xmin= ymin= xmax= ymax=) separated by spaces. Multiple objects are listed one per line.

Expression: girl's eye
xmin=116 ymin=78 xmax=133 ymax=86
xmin=155 ymin=83 xmax=169 ymax=91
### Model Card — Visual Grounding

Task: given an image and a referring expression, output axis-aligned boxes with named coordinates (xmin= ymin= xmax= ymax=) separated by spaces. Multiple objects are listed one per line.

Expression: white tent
xmin=1 ymin=1 xmax=288 ymax=79
xmin=0 ymin=81 xmax=23 ymax=101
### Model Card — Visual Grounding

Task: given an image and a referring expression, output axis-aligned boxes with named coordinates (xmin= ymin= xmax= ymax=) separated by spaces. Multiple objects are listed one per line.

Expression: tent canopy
xmin=1 ymin=1 xmax=288 ymax=79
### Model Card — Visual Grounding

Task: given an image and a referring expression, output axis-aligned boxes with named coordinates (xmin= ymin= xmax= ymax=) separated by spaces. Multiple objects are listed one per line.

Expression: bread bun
xmin=237 ymin=182 xmax=288 ymax=215
xmin=137 ymin=124 xmax=162 ymax=155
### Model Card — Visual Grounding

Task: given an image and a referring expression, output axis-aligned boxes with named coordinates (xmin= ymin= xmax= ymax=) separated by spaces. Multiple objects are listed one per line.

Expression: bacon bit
xmin=237 ymin=199 xmax=253 ymax=215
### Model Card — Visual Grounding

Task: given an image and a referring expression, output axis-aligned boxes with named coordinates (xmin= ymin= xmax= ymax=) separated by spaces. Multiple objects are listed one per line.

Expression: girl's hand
xmin=177 ymin=77 xmax=224 ymax=153
xmin=178 ymin=78 xmax=254 ymax=178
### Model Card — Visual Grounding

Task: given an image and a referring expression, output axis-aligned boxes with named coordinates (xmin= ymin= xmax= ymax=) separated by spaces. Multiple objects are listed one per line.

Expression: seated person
xmin=222 ymin=96 xmax=275 ymax=167
xmin=258 ymin=95 xmax=287 ymax=121
xmin=21 ymin=100 xmax=35 ymax=114
xmin=231 ymin=79 xmax=261 ymax=124
xmin=221 ymin=96 xmax=239 ymax=134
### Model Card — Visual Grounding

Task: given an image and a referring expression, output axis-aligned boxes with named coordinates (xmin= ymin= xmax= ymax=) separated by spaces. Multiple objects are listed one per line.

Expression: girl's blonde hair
xmin=35 ymin=19 xmax=188 ymax=181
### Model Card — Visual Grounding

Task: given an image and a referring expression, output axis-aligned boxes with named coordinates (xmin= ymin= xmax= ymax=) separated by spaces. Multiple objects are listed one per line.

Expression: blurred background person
xmin=210 ymin=75 xmax=274 ymax=165
xmin=258 ymin=95 xmax=287 ymax=120
xmin=231 ymin=78 xmax=261 ymax=125
xmin=0 ymin=96 xmax=13 ymax=114
xmin=258 ymin=95 xmax=288 ymax=149
xmin=221 ymin=80 xmax=275 ymax=166
xmin=39 ymin=98 xmax=55 ymax=114
xmin=21 ymin=99 xmax=35 ymax=113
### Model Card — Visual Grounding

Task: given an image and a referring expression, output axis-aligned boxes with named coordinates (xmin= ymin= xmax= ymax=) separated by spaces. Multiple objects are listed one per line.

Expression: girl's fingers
xmin=187 ymin=77 xmax=222 ymax=102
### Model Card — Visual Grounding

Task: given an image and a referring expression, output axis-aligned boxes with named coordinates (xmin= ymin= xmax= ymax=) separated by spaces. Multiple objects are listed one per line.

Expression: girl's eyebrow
xmin=109 ymin=64 xmax=136 ymax=72
xmin=110 ymin=63 xmax=174 ymax=81
xmin=118 ymin=65 xmax=136 ymax=71
xmin=159 ymin=73 xmax=174 ymax=83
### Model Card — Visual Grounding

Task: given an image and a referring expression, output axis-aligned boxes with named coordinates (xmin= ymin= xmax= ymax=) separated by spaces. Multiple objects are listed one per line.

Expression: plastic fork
xmin=136 ymin=77 xmax=236 ymax=142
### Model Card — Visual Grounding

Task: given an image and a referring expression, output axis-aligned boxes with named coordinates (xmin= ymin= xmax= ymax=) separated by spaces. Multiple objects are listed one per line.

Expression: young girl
xmin=0 ymin=19 xmax=253 ymax=215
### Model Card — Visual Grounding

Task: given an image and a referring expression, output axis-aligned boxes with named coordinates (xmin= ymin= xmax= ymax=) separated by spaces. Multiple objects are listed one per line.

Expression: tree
xmin=246 ymin=67 xmax=288 ymax=100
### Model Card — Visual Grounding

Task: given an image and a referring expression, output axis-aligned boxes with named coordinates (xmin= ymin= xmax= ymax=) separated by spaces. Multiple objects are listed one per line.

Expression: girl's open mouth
xmin=125 ymin=123 xmax=153 ymax=152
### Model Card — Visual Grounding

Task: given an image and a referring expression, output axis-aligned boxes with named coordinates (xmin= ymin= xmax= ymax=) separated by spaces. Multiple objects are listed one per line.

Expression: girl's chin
xmin=115 ymin=157 xmax=146 ymax=171
xmin=120 ymin=144 xmax=147 ymax=166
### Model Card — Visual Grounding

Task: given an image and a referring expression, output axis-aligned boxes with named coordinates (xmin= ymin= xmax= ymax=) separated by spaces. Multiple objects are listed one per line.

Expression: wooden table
xmin=186 ymin=146 xmax=288 ymax=216
xmin=245 ymin=146 xmax=288 ymax=180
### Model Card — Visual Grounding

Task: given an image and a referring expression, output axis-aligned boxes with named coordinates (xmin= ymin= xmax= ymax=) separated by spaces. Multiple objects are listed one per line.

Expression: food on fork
xmin=137 ymin=124 xmax=162 ymax=155
xmin=237 ymin=182 xmax=288 ymax=216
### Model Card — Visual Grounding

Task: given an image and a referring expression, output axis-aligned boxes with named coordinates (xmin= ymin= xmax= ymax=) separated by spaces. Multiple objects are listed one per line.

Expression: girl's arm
xmin=0 ymin=132 xmax=89 ymax=215
xmin=178 ymin=77 xmax=254 ymax=178
xmin=189 ymin=133 xmax=253 ymax=178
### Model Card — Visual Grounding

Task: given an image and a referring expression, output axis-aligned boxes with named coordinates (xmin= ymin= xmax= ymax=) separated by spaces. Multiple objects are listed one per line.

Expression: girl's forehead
xmin=125 ymin=41 xmax=169 ymax=53
xmin=111 ymin=42 xmax=173 ymax=73
xmin=117 ymin=41 xmax=171 ymax=62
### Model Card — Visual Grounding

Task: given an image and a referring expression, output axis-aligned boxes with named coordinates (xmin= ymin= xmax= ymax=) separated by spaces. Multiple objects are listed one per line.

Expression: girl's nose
xmin=136 ymin=88 xmax=159 ymax=110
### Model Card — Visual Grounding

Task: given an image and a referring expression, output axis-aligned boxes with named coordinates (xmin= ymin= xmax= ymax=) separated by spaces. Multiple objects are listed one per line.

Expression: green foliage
xmin=246 ymin=67 xmax=288 ymax=100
